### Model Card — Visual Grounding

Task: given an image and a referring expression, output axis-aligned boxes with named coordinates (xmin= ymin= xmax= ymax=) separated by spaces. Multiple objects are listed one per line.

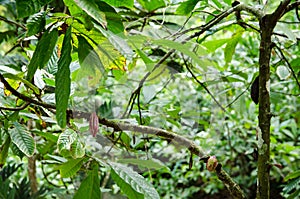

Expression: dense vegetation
xmin=0 ymin=0 xmax=299 ymax=198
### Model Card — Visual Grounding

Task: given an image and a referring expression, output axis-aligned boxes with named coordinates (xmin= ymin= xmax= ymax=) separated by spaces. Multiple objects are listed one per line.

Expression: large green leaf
xmin=153 ymin=39 xmax=206 ymax=70
xmin=101 ymin=0 xmax=133 ymax=8
xmin=77 ymin=35 xmax=105 ymax=83
xmin=73 ymin=163 xmax=101 ymax=199
xmin=73 ymin=0 xmax=107 ymax=29
xmin=118 ymin=158 xmax=169 ymax=171
xmin=55 ymin=26 xmax=72 ymax=128
xmin=137 ymin=0 xmax=165 ymax=12
xmin=57 ymin=129 xmax=85 ymax=158
xmin=202 ymin=38 xmax=228 ymax=52
xmin=175 ymin=0 xmax=199 ymax=15
xmin=3 ymin=73 xmax=40 ymax=95
xmin=58 ymin=157 xmax=86 ymax=178
xmin=26 ymin=28 xmax=58 ymax=81
xmin=9 ymin=122 xmax=35 ymax=157
xmin=95 ymin=24 xmax=133 ymax=61
xmin=26 ymin=11 xmax=46 ymax=36
xmin=95 ymin=1 xmax=124 ymax=34
xmin=16 ymin=0 xmax=52 ymax=18
xmin=109 ymin=162 xmax=159 ymax=199
xmin=224 ymin=31 xmax=243 ymax=64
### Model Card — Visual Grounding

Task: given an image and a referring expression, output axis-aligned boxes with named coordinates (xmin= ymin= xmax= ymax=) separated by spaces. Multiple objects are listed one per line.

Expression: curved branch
xmin=0 ymin=73 xmax=56 ymax=110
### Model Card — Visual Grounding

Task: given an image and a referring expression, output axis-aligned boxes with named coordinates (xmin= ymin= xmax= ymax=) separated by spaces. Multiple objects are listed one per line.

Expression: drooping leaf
xmin=118 ymin=158 xmax=169 ymax=171
xmin=94 ymin=1 xmax=124 ymax=34
xmin=26 ymin=11 xmax=46 ymax=36
xmin=73 ymin=0 xmax=107 ymax=29
xmin=135 ymin=49 xmax=155 ymax=71
xmin=55 ymin=26 xmax=72 ymax=128
xmin=16 ymin=0 xmax=52 ymax=18
xmin=63 ymin=0 xmax=94 ymax=30
xmin=3 ymin=73 xmax=40 ymax=95
xmin=73 ymin=163 xmax=101 ymax=199
xmin=9 ymin=122 xmax=35 ymax=157
xmin=101 ymin=0 xmax=133 ymax=8
xmin=224 ymin=31 xmax=243 ymax=64
xmin=153 ymin=39 xmax=206 ymax=70
xmin=175 ymin=0 xmax=199 ymax=15
xmin=137 ymin=0 xmax=165 ymax=12
xmin=109 ymin=162 xmax=160 ymax=199
xmin=26 ymin=28 xmax=58 ymax=81
xmin=95 ymin=24 xmax=133 ymax=62
xmin=58 ymin=157 xmax=86 ymax=178
xmin=77 ymin=35 xmax=105 ymax=82
xmin=202 ymin=38 xmax=228 ymax=52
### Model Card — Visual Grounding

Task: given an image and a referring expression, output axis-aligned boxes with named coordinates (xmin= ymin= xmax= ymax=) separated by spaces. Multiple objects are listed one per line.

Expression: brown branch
xmin=0 ymin=102 xmax=30 ymax=111
xmin=0 ymin=73 xmax=56 ymax=110
xmin=0 ymin=16 xmax=26 ymax=30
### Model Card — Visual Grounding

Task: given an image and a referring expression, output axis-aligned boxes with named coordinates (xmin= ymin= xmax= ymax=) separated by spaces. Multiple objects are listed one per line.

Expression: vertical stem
xmin=28 ymin=155 xmax=38 ymax=194
xmin=257 ymin=14 xmax=273 ymax=199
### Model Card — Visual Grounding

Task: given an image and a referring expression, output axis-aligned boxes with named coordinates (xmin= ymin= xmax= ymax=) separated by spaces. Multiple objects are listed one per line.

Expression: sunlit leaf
xmin=109 ymin=162 xmax=160 ymax=199
xmin=57 ymin=129 xmax=85 ymax=158
xmin=176 ymin=0 xmax=199 ymax=15
xmin=9 ymin=122 xmax=35 ymax=157
xmin=26 ymin=11 xmax=46 ymax=36
xmin=58 ymin=157 xmax=86 ymax=178
xmin=137 ymin=0 xmax=165 ymax=11
xmin=73 ymin=0 xmax=107 ymax=29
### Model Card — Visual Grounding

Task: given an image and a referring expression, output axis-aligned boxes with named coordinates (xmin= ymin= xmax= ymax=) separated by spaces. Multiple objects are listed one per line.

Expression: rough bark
xmin=256 ymin=1 xmax=291 ymax=198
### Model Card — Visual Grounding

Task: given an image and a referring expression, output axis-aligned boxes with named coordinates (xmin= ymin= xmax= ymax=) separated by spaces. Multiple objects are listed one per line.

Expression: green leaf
xmin=137 ymin=0 xmax=165 ymax=12
xmin=95 ymin=24 xmax=133 ymax=61
xmin=63 ymin=0 xmax=94 ymax=30
xmin=224 ymin=31 xmax=243 ymax=64
xmin=26 ymin=28 xmax=58 ymax=81
xmin=74 ymin=163 xmax=101 ymax=199
xmin=9 ymin=122 xmax=35 ymax=157
xmin=16 ymin=0 xmax=52 ymax=18
xmin=211 ymin=0 xmax=223 ymax=8
xmin=118 ymin=158 xmax=169 ymax=171
xmin=0 ymin=136 xmax=11 ymax=166
xmin=153 ymin=39 xmax=206 ymax=70
xmin=95 ymin=1 xmax=124 ymax=34
xmin=135 ymin=49 xmax=155 ymax=71
xmin=57 ymin=129 xmax=85 ymax=158
xmin=202 ymin=38 xmax=228 ymax=52
xmin=285 ymin=170 xmax=300 ymax=181
xmin=73 ymin=0 xmax=107 ymax=29
xmin=109 ymin=162 xmax=159 ymax=199
xmin=101 ymin=0 xmax=133 ymax=8
xmin=26 ymin=11 xmax=46 ymax=36
xmin=58 ymin=157 xmax=86 ymax=178
xmin=55 ymin=26 xmax=72 ymax=128
xmin=3 ymin=73 xmax=40 ymax=95
xmin=77 ymin=35 xmax=105 ymax=81
xmin=175 ymin=0 xmax=199 ymax=15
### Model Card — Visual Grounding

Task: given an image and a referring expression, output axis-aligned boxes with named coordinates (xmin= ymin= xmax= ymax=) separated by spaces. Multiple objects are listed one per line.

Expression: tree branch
xmin=0 ymin=73 xmax=56 ymax=110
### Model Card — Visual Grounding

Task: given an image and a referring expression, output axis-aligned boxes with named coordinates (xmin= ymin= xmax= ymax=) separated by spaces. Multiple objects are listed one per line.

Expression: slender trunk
xmin=257 ymin=16 xmax=272 ymax=198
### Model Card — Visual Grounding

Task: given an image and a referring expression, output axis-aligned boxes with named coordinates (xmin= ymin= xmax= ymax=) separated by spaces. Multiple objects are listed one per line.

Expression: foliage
xmin=0 ymin=0 xmax=299 ymax=198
